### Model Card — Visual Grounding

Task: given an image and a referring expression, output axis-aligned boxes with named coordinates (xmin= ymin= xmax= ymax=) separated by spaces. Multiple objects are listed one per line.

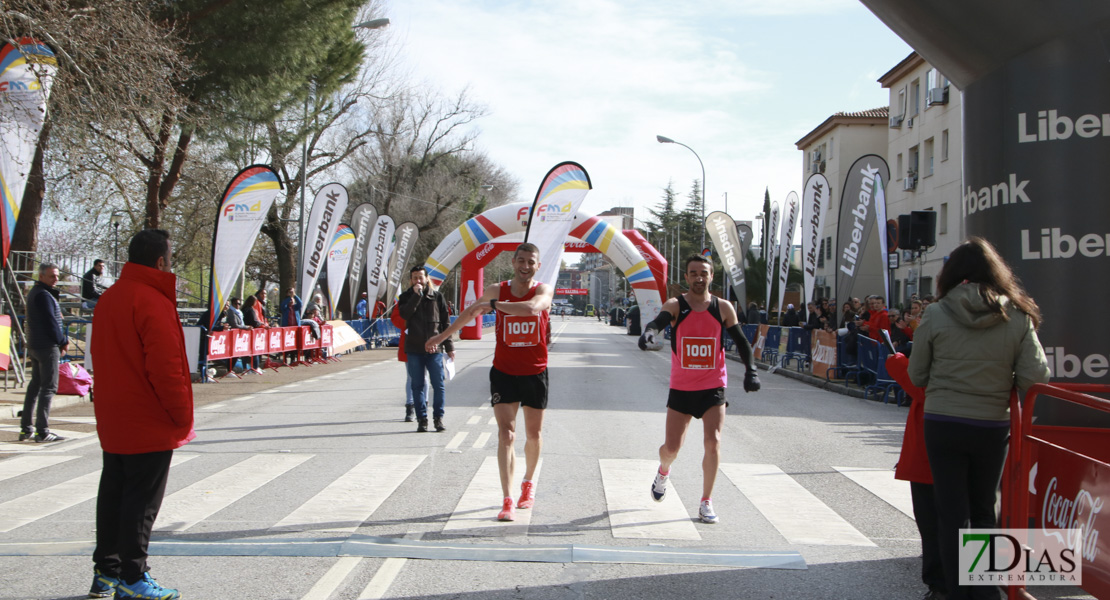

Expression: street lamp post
xmin=296 ymin=17 xmax=391 ymax=293
xmin=656 ymin=134 xmax=706 ymax=251
xmin=110 ymin=211 xmax=124 ymax=277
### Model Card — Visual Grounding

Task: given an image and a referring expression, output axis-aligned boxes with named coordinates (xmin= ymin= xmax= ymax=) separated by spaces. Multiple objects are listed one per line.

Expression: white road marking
xmin=833 ymin=466 xmax=914 ymax=519
xmin=300 ymin=556 xmax=362 ymax=600
xmin=0 ymin=455 xmax=79 ymax=483
xmin=472 ymin=432 xmax=491 ymax=449
xmin=357 ymin=533 xmax=424 ymax=599
xmin=597 ymin=459 xmax=700 ymax=541
xmin=720 ymin=463 xmax=875 ymax=546
xmin=444 ymin=432 xmax=468 ymax=450
xmin=466 ymin=416 xmax=480 ymax=426
xmin=272 ymin=454 xmax=426 ymax=533
xmin=0 ymin=454 xmax=197 ymax=533
xmin=157 ymin=454 xmax=313 ymax=532
xmin=487 ymin=416 xmax=498 ymax=426
xmin=443 ymin=456 xmax=542 ymax=536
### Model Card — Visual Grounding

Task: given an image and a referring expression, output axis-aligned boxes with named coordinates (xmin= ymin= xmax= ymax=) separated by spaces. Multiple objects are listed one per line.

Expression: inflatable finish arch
xmin=425 ymin=202 xmax=665 ymax=338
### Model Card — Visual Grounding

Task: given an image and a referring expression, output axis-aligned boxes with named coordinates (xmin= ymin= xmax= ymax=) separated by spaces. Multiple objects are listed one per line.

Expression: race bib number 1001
xmin=679 ymin=337 xmax=717 ymax=369
xmin=503 ymin=315 xmax=541 ymax=347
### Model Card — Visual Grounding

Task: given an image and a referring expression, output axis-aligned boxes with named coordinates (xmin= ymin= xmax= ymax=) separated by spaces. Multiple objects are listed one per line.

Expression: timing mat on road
xmin=0 ymin=535 xmax=806 ymax=569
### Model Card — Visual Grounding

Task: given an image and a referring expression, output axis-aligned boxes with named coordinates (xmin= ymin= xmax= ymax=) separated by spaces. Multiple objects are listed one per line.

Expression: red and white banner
xmin=555 ymin=288 xmax=588 ymax=295
xmin=208 ymin=331 xmax=231 ymax=360
xmin=207 ymin=326 xmax=334 ymax=360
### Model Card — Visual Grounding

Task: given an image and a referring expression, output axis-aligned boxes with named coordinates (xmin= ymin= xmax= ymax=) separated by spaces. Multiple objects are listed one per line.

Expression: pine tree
xmin=761 ymin=187 xmax=771 ymax=260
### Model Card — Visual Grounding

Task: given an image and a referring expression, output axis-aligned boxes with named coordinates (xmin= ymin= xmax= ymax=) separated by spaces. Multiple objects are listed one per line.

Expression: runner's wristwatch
xmin=489 ymin=299 xmax=498 ymax=311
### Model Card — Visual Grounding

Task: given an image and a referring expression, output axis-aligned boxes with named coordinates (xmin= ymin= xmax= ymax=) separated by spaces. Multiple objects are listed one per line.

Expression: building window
xmin=826 ymin=236 xmax=833 ymax=260
xmin=939 ymin=203 xmax=948 ymax=235
xmin=909 ymin=146 xmax=919 ymax=178
xmin=817 ymin=239 xmax=825 ymax=268
xmin=897 ymin=153 xmax=903 ymax=180
xmin=828 ymin=136 xmax=833 ymax=160
xmin=920 ymin=277 xmax=933 ymax=297
xmin=941 ymin=129 xmax=949 ymax=161
xmin=924 ymin=138 xmax=934 ymax=176
xmin=911 ymin=79 xmax=920 ymax=116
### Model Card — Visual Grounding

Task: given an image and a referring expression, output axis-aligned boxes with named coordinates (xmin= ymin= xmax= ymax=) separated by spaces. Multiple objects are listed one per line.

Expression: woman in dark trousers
xmin=908 ymin=238 xmax=1050 ymax=600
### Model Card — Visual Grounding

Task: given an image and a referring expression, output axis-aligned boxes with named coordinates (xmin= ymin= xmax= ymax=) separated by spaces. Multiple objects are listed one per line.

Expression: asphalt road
xmin=0 ymin=318 xmax=1093 ymax=599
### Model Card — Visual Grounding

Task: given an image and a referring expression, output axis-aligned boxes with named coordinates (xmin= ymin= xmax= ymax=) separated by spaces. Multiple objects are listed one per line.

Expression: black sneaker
xmin=18 ymin=431 xmax=33 ymax=442
xmin=34 ymin=432 xmax=65 ymax=443
xmin=417 ymin=419 xmax=428 ymax=433
xmin=434 ymin=418 xmax=446 ymax=432
xmin=404 ymin=405 xmax=414 ymax=422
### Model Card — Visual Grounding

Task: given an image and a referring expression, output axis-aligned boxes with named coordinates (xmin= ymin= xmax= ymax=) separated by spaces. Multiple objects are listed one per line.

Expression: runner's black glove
xmin=638 ymin=328 xmax=662 ymax=351
xmin=744 ymin=370 xmax=761 ymax=392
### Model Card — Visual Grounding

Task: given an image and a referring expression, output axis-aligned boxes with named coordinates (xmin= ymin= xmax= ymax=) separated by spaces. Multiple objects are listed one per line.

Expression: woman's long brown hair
xmin=936 ymin=237 xmax=1042 ymax=329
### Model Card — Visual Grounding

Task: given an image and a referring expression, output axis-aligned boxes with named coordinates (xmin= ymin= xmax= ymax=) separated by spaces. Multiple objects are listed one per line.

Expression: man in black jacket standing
xmin=21 ymin=263 xmax=68 ymax=442
xmin=399 ymin=266 xmax=454 ymax=432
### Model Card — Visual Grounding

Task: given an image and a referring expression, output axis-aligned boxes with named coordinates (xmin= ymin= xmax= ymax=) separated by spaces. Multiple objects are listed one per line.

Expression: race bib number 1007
xmin=679 ymin=337 xmax=717 ymax=369
xmin=504 ymin=316 xmax=540 ymax=347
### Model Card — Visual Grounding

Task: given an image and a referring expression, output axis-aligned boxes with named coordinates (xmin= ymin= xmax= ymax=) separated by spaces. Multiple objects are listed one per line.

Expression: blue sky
xmin=384 ymin=0 xmax=911 ymax=233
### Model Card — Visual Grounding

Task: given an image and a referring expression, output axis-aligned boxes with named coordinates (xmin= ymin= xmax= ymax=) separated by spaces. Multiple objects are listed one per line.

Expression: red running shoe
xmin=517 ymin=481 xmax=535 ymax=509
xmin=497 ymin=497 xmax=515 ymax=521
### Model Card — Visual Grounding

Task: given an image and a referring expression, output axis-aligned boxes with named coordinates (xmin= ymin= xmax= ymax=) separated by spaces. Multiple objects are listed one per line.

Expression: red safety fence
xmin=1002 ymin=383 xmax=1110 ymax=599
xmin=207 ymin=325 xmax=333 ymax=361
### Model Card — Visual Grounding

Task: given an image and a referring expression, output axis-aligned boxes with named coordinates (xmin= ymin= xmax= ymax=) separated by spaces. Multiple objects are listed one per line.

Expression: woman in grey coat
xmin=908 ymin=237 xmax=1051 ymax=600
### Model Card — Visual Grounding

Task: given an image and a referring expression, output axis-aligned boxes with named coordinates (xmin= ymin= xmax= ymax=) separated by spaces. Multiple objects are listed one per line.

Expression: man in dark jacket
xmin=81 ymin=259 xmax=106 ymax=309
xmin=88 ymin=229 xmax=193 ymax=600
xmin=781 ymin=304 xmax=801 ymax=327
xmin=745 ymin=302 xmax=760 ymax=327
xmin=20 ymin=262 xmax=68 ymax=443
xmin=398 ymin=265 xmax=454 ymax=433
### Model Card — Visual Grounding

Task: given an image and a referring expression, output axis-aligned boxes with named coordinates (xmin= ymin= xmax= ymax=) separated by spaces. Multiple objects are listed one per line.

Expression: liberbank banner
xmin=764 ymin=201 xmax=780 ymax=311
xmin=346 ymin=203 xmax=378 ymax=306
xmin=299 ymin=183 xmax=349 ymax=318
xmin=801 ymin=174 xmax=830 ymax=311
xmin=964 ymin=34 xmax=1110 ymax=385
xmin=365 ymin=214 xmax=395 ymax=304
xmin=384 ymin=221 xmax=419 ymax=305
xmin=0 ymin=39 xmax=56 ymax=267
xmin=207 ymin=165 xmax=283 ymax=331
xmin=705 ymin=211 xmax=746 ymax=303
xmin=834 ymin=155 xmax=889 ymax=309
xmin=776 ymin=192 xmax=800 ymax=314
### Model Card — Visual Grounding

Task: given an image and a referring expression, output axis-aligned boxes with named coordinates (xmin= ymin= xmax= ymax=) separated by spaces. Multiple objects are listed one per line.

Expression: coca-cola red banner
xmin=208 ymin=331 xmax=231 ymax=360
xmin=556 ymin=288 xmax=588 ymax=295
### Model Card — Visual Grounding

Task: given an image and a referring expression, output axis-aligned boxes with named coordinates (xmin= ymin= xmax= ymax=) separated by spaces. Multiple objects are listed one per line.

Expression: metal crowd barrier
xmin=1002 ymin=383 xmax=1110 ymax=600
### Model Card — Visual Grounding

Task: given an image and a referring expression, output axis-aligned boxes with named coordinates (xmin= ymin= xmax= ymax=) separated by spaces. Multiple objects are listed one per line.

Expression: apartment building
xmin=795 ymin=51 xmax=963 ymax=308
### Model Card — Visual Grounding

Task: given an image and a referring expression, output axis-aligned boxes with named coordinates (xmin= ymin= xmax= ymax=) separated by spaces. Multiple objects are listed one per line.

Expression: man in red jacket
xmin=88 ymin=229 xmax=193 ymax=600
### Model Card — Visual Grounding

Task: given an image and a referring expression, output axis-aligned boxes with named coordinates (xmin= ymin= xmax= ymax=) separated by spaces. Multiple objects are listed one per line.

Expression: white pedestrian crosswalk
xmin=0 ymin=449 xmax=914 ymax=548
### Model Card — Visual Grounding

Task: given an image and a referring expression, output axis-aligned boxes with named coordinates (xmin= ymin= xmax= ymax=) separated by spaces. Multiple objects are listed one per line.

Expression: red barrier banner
xmin=252 ymin=328 xmax=268 ymax=355
xmin=268 ymin=328 xmax=284 ymax=353
xmin=282 ymin=327 xmax=298 ymax=351
xmin=811 ymin=330 xmax=837 ymax=377
xmin=300 ymin=326 xmax=320 ymax=349
xmin=321 ymin=324 xmax=333 ymax=348
xmin=232 ymin=330 xmax=252 ymax=357
xmin=555 ymin=288 xmax=588 ymax=295
xmin=208 ymin=330 xmax=231 ymax=360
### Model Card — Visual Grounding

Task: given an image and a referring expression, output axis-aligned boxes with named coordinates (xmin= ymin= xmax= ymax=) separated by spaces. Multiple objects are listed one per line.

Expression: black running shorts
xmin=490 ymin=366 xmax=549 ymax=410
xmin=667 ymin=387 xmax=727 ymax=419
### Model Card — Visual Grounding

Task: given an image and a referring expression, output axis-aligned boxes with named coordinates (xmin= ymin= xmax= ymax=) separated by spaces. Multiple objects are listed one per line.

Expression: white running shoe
xmin=651 ymin=471 xmax=669 ymax=502
xmin=699 ymin=499 xmax=719 ymax=524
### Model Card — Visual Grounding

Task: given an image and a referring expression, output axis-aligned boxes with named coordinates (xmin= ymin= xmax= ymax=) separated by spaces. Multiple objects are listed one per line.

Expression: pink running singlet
xmin=493 ymin=281 xmax=549 ymax=376
xmin=669 ymin=296 xmax=728 ymax=391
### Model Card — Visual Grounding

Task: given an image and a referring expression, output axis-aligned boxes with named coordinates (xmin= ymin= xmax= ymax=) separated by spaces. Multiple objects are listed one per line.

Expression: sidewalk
xmin=0 ymin=347 xmax=399 ymax=445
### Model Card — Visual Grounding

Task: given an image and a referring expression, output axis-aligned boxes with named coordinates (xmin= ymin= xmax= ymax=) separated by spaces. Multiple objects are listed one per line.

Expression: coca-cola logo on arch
xmin=476 ymin=243 xmax=496 ymax=261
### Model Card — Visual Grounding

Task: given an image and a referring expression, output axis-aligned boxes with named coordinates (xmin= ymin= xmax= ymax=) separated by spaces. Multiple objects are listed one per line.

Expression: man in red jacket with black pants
xmin=89 ymin=230 xmax=194 ymax=600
